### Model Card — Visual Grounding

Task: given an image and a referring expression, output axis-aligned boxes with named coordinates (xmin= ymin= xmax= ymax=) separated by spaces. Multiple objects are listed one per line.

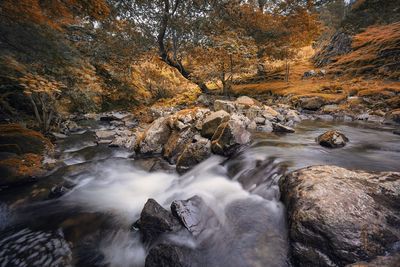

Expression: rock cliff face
xmin=280 ymin=165 xmax=400 ymax=267
xmin=313 ymin=0 xmax=400 ymax=79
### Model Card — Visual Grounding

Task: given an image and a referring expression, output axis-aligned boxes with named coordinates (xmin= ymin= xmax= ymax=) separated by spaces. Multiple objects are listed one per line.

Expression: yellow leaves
xmin=19 ymin=74 xmax=64 ymax=96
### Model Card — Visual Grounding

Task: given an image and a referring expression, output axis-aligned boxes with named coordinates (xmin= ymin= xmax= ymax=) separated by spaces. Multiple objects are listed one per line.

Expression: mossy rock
xmin=0 ymin=153 xmax=45 ymax=186
xmin=0 ymin=124 xmax=53 ymax=155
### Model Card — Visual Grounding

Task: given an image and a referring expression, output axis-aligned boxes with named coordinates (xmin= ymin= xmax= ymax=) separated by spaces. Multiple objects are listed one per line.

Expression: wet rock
xmin=137 ymin=117 xmax=171 ymax=154
xmin=145 ymin=244 xmax=191 ymax=267
xmin=100 ymin=115 xmax=120 ymax=122
xmin=247 ymin=121 xmax=257 ymax=131
xmin=367 ymin=115 xmax=384 ymax=123
xmin=0 ymin=228 xmax=72 ymax=267
xmin=315 ymin=114 xmax=335 ymax=121
xmin=51 ymin=132 xmax=68 ymax=139
xmin=48 ymin=185 xmax=70 ymax=199
xmin=303 ymin=70 xmax=316 ymax=78
xmin=110 ymin=120 xmax=125 ymax=127
xmin=163 ymin=128 xmax=196 ymax=164
xmin=394 ymin=129 xmax=400 ymax=136
xmin=356 ymin=113 xmax=370 ymax=120
xmin=211 ymin=119 xmax=251 ymax=156
xmin=262 ymin=106 xmax=281 ymax=121
xmin=256 ymin=120 xmax=273 ymax=133
xmin=60 ymin=120 xmax=81 ymax=134
xmin=322 ymin=104 xmax=339 ymax=113
xmin=171 ymin=195 xmax=220 ymax=238
xmin=95 ymin=130 xmax=115 ymax=140
xmin=132 ymin=157 xmax=175 ymax=173
xmin=384 ymin=109 xmax=400 ymax=124
xmin=235 ymin=96 xmax=260 ymax=107
xmin=298 ymin=97 xmax=326 ymax=111
xmin=254 ymin=117 xmax=265 ymax=124
xmin=109 ymin=135 xmax=134 ymax=150
xmin=285 ymin=110 xmax=301 ymax=123
xmin=176 ymin=135 xmax=211 ymax=174
xmin=280 ymin=166 xmax=400 ymax=267
xmin=317 ymin=130 xmax=349 ymax=148
xmin=0 ymin=153 xmax=45 ymax=187
xmin=346 ymin=253 xmax=400 ymax=267
xmin=197 ymin=94 xmax=214 ymax=106
xmin=135 ymin=199 xmax=181 ymax=244
xmin=214 ymin=100 xmax=236 ymax=113
xmin=272 ymin=123 xmax=295 ymax=133
xmin=243 ymin=105 xmax=264 ymax=120
xmin=201 ymin=110 xmax=230 ymax=139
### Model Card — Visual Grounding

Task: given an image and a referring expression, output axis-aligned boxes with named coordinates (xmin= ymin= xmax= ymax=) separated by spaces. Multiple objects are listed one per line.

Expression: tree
xmin=19 ymin=74 xmax=64 ymax=133
xmin=112 ymin=0 xmax=216 ymax=92
xmin=190 ymin=29 xmax=257 ymax=96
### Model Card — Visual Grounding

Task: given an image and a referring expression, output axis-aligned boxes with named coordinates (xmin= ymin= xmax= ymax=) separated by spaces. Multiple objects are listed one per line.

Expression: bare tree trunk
xmin=285 ymin=59 xmax=290 ymax=82
xmin=28 ymin=95 xmax=42 ymax=125
xmin=157 ymin=0 xmax=209 ymax=93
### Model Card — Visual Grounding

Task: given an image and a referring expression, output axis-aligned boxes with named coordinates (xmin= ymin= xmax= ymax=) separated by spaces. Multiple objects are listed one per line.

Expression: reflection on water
xmin=251 ymin=120 xmax=400 ymax=172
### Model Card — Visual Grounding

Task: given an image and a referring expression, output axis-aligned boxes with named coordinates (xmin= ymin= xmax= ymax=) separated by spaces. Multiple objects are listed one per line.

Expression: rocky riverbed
xmin=0 ymin=95 xmax=399 ymax=267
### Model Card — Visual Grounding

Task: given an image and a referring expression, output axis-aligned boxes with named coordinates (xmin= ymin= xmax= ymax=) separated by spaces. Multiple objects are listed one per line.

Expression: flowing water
xmin=0 ymin=119 xmax=399 ymax=267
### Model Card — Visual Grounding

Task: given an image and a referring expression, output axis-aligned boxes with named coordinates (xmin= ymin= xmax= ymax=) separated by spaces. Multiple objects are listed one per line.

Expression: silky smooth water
xmin=0 ymin=120 xmax=399 ymax=267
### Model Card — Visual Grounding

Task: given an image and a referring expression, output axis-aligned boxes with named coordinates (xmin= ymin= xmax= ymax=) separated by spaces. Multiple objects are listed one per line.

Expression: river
xmin=0 ymin=119 xmax=399 ymax=267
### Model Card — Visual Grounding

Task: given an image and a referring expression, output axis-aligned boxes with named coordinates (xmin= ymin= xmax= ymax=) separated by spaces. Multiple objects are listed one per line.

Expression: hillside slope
xmin=0 ymin=0 xmax=199 ymax=124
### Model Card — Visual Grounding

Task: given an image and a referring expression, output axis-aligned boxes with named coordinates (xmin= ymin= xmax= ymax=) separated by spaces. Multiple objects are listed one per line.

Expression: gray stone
xmin=137 ymin=117 xmax=171 ymax=154
xmin=201 ymin=110 xmax=230 ymax=139
xmin=171 ymin=195 xmax=219 ymax=237
xmin=163 ymin=128 xmax=196 ymax=164
xmin=95 ymin=130 xmax=115 ymax=140
xmin=272 ymin=123 xmax=295 ymax=133
xmin=280 ymin=166 xmax=400 ymax=267
xmin=135 ymin=199 xmax=181 ymax=244
xmin=235 ymin=96 xmax=260 ymax=106
xmin=176 ymin=135 xmax=211 ymax=174
xmin=298 ymin=97 xmax=326 ymax=111
xmin=214 ymin=100 xmax=236 ymax=113
xmin=317 ymin=130 xmax=349 ymax=148
xmin=211 ymin=119 xmax=251 ymax=156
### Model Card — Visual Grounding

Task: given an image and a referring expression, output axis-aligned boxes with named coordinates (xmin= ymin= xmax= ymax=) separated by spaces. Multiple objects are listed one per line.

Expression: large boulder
xmin=235 ymin=96 xmax=261 ymax=107
xmin=171 ymin=195 xmax=220 ymax=238
xmin=262 ymin=106 xmax=281 ymax=122
xmin=280 ymin=166 xmax=400 ymax=267
xmin=135 ymin=199 xmax=181 ymax=244
xmin=145 ymin=244 xmax=191 ymax=267
xmin=272 ymin=122 xmax=295 ymax=133
xmin=317 ymin=130 xmax=349 ymax=148
xmin=201 ymin=110 xmax=230 ymax=139
xmin=109 ymin=129 xmax=136 ymax=150
xmin=214 ymin=100 xmax=236 ymax=113
xmin=384 ymin=109 xmax=400 ymax=125
xmin=176 ymin=135 xmax=211 ymax=174
xmin=163 ymin=128 xmax=196 ymax=164
xmin=211 ymin=118 xmax=251 ymax=156
xmin=0 ymin=123 xmax=52 ymax=155
xmin=95 ymin=129 xmax=115 ymax=144
xmin=298 ymin=97 xmax=326 ymax=111
xmin=137 ymin=117 xmax=171 ymax=154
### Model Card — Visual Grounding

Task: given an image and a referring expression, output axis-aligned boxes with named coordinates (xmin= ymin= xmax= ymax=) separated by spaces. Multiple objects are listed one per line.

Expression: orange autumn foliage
xmin=1 ymin=0 xmax=109 ymax=29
